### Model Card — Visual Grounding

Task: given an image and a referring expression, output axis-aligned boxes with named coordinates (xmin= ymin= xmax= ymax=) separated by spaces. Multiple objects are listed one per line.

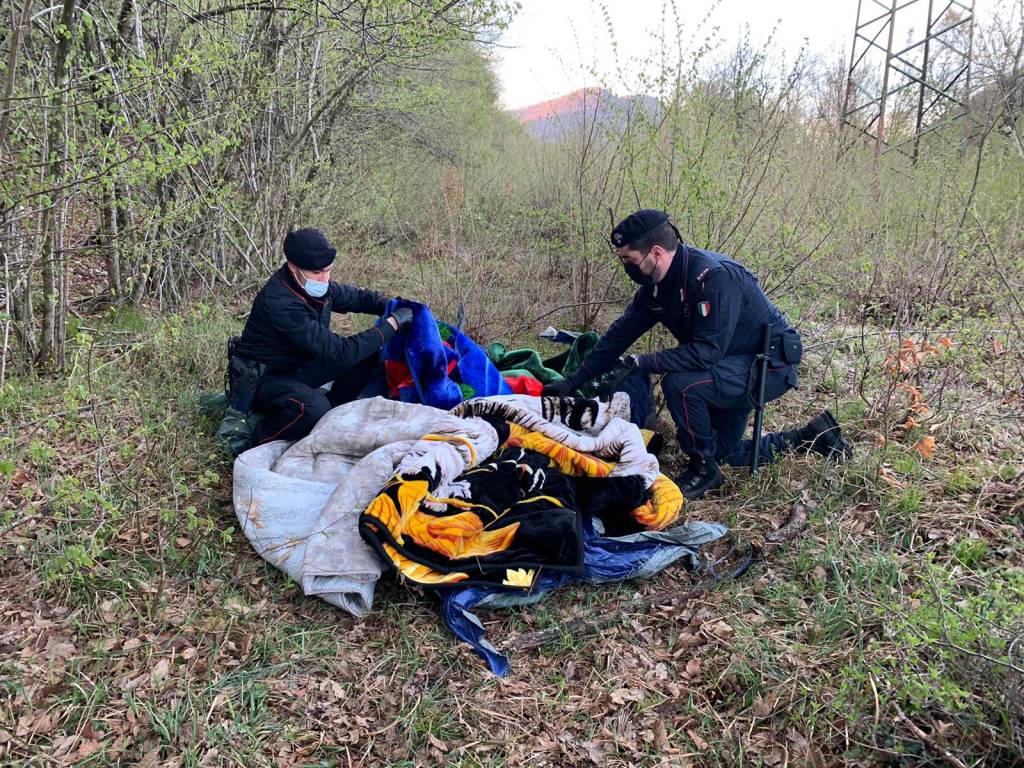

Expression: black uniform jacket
xmin=576 ymin=244 xmax=795 ymax=380
xmin=235 ymin=264 xmax=395 ymax=374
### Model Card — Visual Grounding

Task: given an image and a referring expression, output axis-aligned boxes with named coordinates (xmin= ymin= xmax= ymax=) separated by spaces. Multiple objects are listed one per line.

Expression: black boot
xmin=677 ymin=460 xmax=724 ymax=500
xmin=783 ymin=410 xmax=852 ymax=461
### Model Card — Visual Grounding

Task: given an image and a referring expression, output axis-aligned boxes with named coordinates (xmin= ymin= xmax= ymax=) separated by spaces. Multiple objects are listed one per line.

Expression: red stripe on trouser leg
xmin=680 ymin=378 xmax=714 ymax=459
xmin=259 ymin=397 xmax=305 ymax=444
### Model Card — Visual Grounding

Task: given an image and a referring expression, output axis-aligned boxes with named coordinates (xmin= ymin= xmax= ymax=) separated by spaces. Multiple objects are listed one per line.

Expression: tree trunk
xmin=0 ymin=0 xmax=33 ymax=154
xmin=81 ymin=13 xmax=123 ymax=299
xmin=37 ymin=0 xmax=78 ymax=370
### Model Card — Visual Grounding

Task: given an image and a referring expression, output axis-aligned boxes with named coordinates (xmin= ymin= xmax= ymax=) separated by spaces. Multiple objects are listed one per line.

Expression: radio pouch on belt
xmin=226 ymin=337 xmax=265 ymax=414
xmin=769 ymin=330 xmax=803 ymax=366
xmin=780 ymin=331 xmax=803 ymax=365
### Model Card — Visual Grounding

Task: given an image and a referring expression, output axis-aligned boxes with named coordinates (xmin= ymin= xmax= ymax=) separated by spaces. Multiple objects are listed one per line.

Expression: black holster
xmin=226 ymin=337 xmax=265 ymax=413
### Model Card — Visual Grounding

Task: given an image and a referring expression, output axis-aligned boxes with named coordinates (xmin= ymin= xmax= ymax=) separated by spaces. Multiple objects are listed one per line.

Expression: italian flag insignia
xmin=697 ymin=301 xmax=711 ymax=318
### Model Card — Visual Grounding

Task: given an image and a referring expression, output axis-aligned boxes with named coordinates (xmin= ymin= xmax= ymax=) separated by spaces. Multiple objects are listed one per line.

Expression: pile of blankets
xmin=233 ymin=393 xmax=726 ymax=674
xmin=231 ymin=303 xmax=725 ymax=673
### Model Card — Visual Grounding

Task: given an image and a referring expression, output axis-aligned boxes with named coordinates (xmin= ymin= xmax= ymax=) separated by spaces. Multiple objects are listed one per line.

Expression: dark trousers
xmin=661 ymin=354 xmax=797 ymax=467
xmin=253 ymin=354 xmax=387 ymax=444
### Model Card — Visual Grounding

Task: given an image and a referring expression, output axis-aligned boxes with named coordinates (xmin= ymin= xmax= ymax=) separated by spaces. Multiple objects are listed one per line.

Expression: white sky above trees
xmin=494 ymin=0 xmax=998 ymax=109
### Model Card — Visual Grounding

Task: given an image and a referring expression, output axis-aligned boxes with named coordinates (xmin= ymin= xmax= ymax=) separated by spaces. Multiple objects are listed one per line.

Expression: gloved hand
xmin=598 ymin=355 xmax=640 ymax=400
xmin=387 ymin=306 xmax=414 ymax=332
xmin=541 ymin=378 xmax=576 ymax=397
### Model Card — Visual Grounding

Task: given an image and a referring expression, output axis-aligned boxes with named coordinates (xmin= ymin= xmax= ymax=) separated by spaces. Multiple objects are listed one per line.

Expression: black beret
xmin=283 ymin=228 xmax=336 ymax=270
xmin=610 ymin=209 xmax=670 ymax=248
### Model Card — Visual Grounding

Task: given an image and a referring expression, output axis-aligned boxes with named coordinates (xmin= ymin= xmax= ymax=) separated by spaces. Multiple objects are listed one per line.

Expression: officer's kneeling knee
xmin=302 ymin=391 xmax=333 ymax=428
xmin=660 ymin=370 xmax=714 ymax=395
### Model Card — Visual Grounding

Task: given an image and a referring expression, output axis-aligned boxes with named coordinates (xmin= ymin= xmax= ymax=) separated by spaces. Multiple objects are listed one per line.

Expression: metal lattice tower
xmin=842 ymin=0 xmax=977 ymax=160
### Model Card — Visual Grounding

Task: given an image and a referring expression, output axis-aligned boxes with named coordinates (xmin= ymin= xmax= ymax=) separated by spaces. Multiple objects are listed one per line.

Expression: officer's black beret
xmin=283 ymin=228 xmax=336 ymax=270
xmin=610 ymin=209 xmax=670 ymax=248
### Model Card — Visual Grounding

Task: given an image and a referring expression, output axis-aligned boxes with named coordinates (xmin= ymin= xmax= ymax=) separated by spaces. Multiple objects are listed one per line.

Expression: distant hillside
xmin=513 ymin=87 xmax=660 ymax=140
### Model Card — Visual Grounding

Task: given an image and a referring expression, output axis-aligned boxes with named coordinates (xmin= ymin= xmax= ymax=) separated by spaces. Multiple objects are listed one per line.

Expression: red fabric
xmin=385 ymin=359 xmax=415 ymax=397
xmin=502 ymin=375 xmax=544 ymax=396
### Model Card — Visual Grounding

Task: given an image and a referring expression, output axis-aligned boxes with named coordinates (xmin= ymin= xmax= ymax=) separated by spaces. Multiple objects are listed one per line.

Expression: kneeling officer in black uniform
xmin=542 ymin=210 xmax=851 ymax=499
xmin=229 ymin=228 xmax=413 ymax=444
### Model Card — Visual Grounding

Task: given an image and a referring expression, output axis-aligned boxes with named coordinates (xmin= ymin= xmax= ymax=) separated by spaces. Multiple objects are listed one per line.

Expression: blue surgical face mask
xmin=304 ymin=278 xmax=328 ymax=298
xmin=296 ymin=267 xmax=329 ymax=297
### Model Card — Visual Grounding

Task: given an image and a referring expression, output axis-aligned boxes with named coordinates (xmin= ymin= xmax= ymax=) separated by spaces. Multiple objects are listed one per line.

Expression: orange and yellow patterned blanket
xmin=359 ymin=422 xmax=683 ymax=590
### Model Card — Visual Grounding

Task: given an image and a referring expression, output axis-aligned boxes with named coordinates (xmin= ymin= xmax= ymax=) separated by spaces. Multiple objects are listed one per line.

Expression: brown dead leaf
xmin=914 ymin=436 xmax=935 ymax=459
xmin=150 ymin=658 xmax=170 ymax=687
xmin=686 ymin=728 xmax=709 ymax=750
xmin=427 ymin=733 xmax=448 ymax=752
xmin=610 ymin=687 xmax=643 ymax=705
xmin=682 ymin=658 xmax=702 ymax=680
xmin=123 ymin=637 xmax=142 ymax=651
xmin=752 ymin=693 xmax=778 ymax=718
xmin=811 ymin=565 xmax=828 ymax=582
xmin=705 ymin=620 xmax=734 ymax=641
xmin=11 ymin=468 xmax=33 ymax=487
xmin=581 ymin=739 xmax=607 ymax=765
xmin=137 ymin=746 xmax=162 ymax=768
xmin=78 ymin=739 xmax=103 ymax=759
xmin=652 ymin=719 xmax=668 ymax=751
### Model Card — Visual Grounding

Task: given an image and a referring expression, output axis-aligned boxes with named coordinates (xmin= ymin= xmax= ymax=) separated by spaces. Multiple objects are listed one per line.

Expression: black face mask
xmin=623 ymin=251 xmax=656 ymax=286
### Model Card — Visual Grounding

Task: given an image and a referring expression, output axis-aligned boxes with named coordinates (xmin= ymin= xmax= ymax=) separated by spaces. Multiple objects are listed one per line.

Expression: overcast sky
xmin=494 ymin=0 xmax=998 ymax=110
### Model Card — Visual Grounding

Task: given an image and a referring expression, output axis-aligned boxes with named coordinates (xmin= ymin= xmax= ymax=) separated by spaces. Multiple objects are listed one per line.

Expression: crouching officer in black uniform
xmin=542 ymin=210 xmax=851 ymax=499
xmin=229 ymin=227 xmax=413 ymax=444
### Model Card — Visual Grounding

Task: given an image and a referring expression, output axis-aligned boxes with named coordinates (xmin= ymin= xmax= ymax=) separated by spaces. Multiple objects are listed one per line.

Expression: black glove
xmin=598 ymin=355 xmax=639 ymax=400
xmin=388 ymin=307 xmax=414 ymax=332
xmin=541 ymin=378 xmax=576 ymax=397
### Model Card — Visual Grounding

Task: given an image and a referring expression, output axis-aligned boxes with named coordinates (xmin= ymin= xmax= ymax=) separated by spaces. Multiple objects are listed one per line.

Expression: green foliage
xmin=834 ymin=562 xmax=1024 ymax=756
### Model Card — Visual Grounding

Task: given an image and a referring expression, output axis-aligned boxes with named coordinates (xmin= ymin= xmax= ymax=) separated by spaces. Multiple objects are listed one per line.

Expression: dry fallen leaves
xmin=150 ymin=658 xmax=170 ymax=687
xmin=682 ymin=658 xmax=702 ymax=680
xmin=686 ymin=728 xmax=709 ymax=750
xmin=10 ymin=468 xmax=34 ymax=488
xmin=914 ymin=435 xmax=936 ymax=459
xmin=703 ymin=620 xmax=734 ymax=642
